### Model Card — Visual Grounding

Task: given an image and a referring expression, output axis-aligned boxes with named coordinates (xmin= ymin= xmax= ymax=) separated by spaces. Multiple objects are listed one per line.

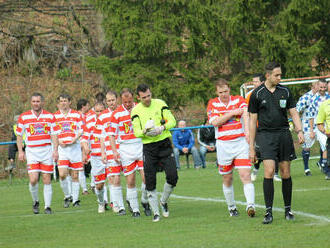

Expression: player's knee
xmin=30 ymin=179 xmax=38 ymax=185
xmin=59 ymin=175 xmax=67 ymax=181
xmin=96 ymin=183 xmax=104 ymax=190
xmin=166 ymin=174 xmax=178 ymax=187
xmin=146 ymin=183 xmax=156 ymax=192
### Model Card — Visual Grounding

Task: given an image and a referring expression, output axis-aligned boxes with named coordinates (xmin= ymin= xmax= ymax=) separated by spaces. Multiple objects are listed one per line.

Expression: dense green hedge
xmin=87 ymin=0 xmax=329 ymax=108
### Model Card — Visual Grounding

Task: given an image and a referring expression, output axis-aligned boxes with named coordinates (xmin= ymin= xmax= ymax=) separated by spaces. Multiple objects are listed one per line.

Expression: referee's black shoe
xmin=262 ymin=211 xmax=273 ymax=224
xmin=285 ymin=210 xmax=295 ymax=221
xmin=142 ymin=202 xmax=152 ymax=216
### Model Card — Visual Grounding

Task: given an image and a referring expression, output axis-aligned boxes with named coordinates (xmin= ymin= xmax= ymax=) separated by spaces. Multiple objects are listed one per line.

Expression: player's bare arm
xmin=51 ymin=134 xmax=59 ymax=162
xmin=212 ymin=108 xmax=244 ymax=127
xmin=16 ymin=135 xmax=25 ymax=161
xmin=242 ymin=107 xmax=249 ymax=144
xmin=308 ymin=118 xmax=315 ymax=139
xmin=249 ymin=113 xmax=258 ymax=164
xmin=109 ymin=135 xmax=120 ymax=163
xmin=100 ymin=137 xmax=107 ymax=164
xmin=289 ymin=108 xmax=304 ymax=144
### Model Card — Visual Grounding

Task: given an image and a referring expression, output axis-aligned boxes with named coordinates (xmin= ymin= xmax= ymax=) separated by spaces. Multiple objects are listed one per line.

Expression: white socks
xmin=103 ymin=184 xmax=108 ymax=203
xmin=147 ymin=190 xmax=159 ymax=215
xmin=112 ymin=186 xmax=125 ymax=210
xmin=141 ymin=183 xmax=148 ymax=204
xmin=126 ymin=187 xmax=139 ymax=212
xmin=29 ymin=183 xmax=39 ymax=202
xmin=72 ymin=182 xmax=80 ymax=203
xmin=243 ymin=183 xmax=255 ymax=208
xmin=79 ymin=171 xmax=87 ymax=192
xmin=160 ymin=182 xmax=174 ymax=204
xmin=109 ymin=184 xmax=113 ymax=204
xmin=60 ymin=178 xmax=70 ymax=198
xmin=223 ymin=184 xmax=236 ymax=210
xmin=96 ymin=187 xmax=105 ymax=204
xmin=67 ymin=176 xmax=72 ymax=197
xmin=43 ymin=184 xmax=52 ymax=208
xmin=90 ymin=177 xmax=95 ymax=187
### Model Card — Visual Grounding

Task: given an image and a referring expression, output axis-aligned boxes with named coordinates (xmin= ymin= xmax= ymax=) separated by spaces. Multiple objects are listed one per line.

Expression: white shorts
xmin=302 ymin=131 xmax=316 ymax=149
xmin=58 ymin=142 xmax=82 ymax=164
xmin=316 ymin=129 xmax=327 ymax=152
xmin=25 ymin=145 xmax=53 ymax=173
xmin=216 ymin=137 xmax=251 ymax=175
xmin=26 ymin=145 xmax=53 ymax=165
xmin=119 ymin=142 xmax=143 ymax=167
xmin=90 ymin=157 xmax=106 ymax=184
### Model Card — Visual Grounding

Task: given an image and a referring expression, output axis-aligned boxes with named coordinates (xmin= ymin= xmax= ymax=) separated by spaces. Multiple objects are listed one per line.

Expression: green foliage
xmin=87 ymin=0 xmax=330 ymax=108
xmin=56 ymin=67 xmax=72 ymax=80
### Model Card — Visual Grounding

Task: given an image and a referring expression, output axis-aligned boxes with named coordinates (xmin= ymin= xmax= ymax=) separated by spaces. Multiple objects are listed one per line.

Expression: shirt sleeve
xmin=109 ymin=112 xmax=119 ymax=136
xmin=248 ymin=90 xmax=259 ymax=113
xmin=77 ymin=113 xmax=84 ymax=131
xmin=161 ymin=102 xmax=176 ymax=130
xmin=131 ymin=108 xmax=144 ymax=138
xmin=309 ymin=97 xmax=318 ymax=119
xmin=316 ymin=101 xmax=326 ymax=124
xmin=238 ymin=96 xmax=247 ymax=109
xmin=207 ymin=99 xmax=218 ymax=123
xmin=50 ymin=114 xmax=56 ymax=135
xmin=187 ymin=131 xmax=195 ymax=149
xmin=296 ymin=95 xmax=306 ymax=113
xmin=287 ymin=88 xmax=296 ymax=109
xmin=81 ymin=123 xmax=91 ymax=143
xmin=15 ymin=114 xmax=25 ymax=136
xmin=197 ymin=128 xmax=204 ymax=146
xmin=172 ymin=131 xmax=183 ymax=150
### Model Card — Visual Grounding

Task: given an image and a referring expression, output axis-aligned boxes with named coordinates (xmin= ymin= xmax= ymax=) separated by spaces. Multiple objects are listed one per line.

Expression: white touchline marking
xmin=170 ymin=194 xmax=330 ymax=224
xmin=239 ymin=187 xmax=330 ymax=197
xmin=1 ymin=187 xmax=329 ymax=224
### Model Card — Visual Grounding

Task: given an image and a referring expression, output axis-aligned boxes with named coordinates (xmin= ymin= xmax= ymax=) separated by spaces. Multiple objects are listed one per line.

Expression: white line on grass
xmin=170 ymin=194 xmax=330 ymax=224
xmin=241 ymin=187 xmax=330 ymax=198
xmin=1 ymin=189 xmax=329 ymax=224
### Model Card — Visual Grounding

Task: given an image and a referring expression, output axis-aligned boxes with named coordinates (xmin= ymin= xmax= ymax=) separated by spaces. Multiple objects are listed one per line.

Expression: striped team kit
xmin=309 ymin=93 xmax=330 ymax=151
xmin=296 ymin=90 xmax=317 ymax=149
xmin=53 ymin=109 xmax=83 ymax=170
xmin=94 ymin=108 xmax=120 ymax=176
xmin=81 ymin=113 xmax=106 ymax=184
xmin=109 ymin=104 xmax=143 ymax=176
xmin=207 ymin=95 xmax=251 ymax=175
xmin=16 ymin=110 xmax=55 ymax=173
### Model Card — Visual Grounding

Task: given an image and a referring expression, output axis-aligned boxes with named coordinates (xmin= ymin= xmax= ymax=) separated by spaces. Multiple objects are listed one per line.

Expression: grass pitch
xmin=0 ymin=158 xmax=329 ymax=248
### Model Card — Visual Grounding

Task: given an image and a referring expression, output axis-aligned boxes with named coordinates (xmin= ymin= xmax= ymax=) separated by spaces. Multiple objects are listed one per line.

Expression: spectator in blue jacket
xmin=172 ymin=120 xmax=203 ymax=169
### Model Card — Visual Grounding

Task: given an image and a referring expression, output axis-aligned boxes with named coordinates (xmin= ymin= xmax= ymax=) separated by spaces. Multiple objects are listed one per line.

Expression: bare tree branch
xmin=70 ymin=5 xmax=99 ymax=56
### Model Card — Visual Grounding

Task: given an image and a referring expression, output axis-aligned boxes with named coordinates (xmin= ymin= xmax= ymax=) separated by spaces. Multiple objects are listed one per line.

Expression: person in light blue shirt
xmin=172 ymin=120 xmax=202 ymax=169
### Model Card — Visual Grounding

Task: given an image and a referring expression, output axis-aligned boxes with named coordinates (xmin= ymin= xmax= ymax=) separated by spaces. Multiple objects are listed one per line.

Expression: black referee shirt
xmin=248 ymin=84 xmax=296 ymax=131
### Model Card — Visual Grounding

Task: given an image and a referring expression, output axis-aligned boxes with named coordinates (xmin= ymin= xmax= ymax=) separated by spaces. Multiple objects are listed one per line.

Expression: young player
xmin=54 ymin=94 xmax=84 ymax=208
xmin=81 ymin=102 xmax=108 ymax=213
xmin=208 ymin=79 xmax=255 ymax=218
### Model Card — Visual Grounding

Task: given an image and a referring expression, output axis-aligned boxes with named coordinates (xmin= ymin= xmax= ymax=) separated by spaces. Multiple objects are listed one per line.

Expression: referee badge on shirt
xmin=279 ymin=99 xmax=287 ymax=108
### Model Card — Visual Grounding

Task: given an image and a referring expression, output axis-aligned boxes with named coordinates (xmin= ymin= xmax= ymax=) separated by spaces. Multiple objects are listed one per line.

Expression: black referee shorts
xmin=256 ymin=129 xmax=296 ymax=162
xmin=143 ymin=138 xmax=178 ymax=191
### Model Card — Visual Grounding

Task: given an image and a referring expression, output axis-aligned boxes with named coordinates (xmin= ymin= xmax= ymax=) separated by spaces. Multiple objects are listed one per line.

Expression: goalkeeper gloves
xmin=145 ymin=125 xmax=165 ymax=137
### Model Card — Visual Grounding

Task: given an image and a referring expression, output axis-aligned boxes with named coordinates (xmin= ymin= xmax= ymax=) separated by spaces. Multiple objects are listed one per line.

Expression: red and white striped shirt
xmin=109 ymin=104 xmax=140 ymax=144
xmin=16 ymin=110 xmax=55 ymax=147
xmin=95 ymin=108 xmax=119 ymax=161
xmin=81 ymin=113 xmax=102 ymax=157
xmin=53 ymin=109 xmax=83 ymax=144
xmin=207 ymin=95 xmax=247 ymax=141
xmin=84 ymin=109 xmax=96 ymax=125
